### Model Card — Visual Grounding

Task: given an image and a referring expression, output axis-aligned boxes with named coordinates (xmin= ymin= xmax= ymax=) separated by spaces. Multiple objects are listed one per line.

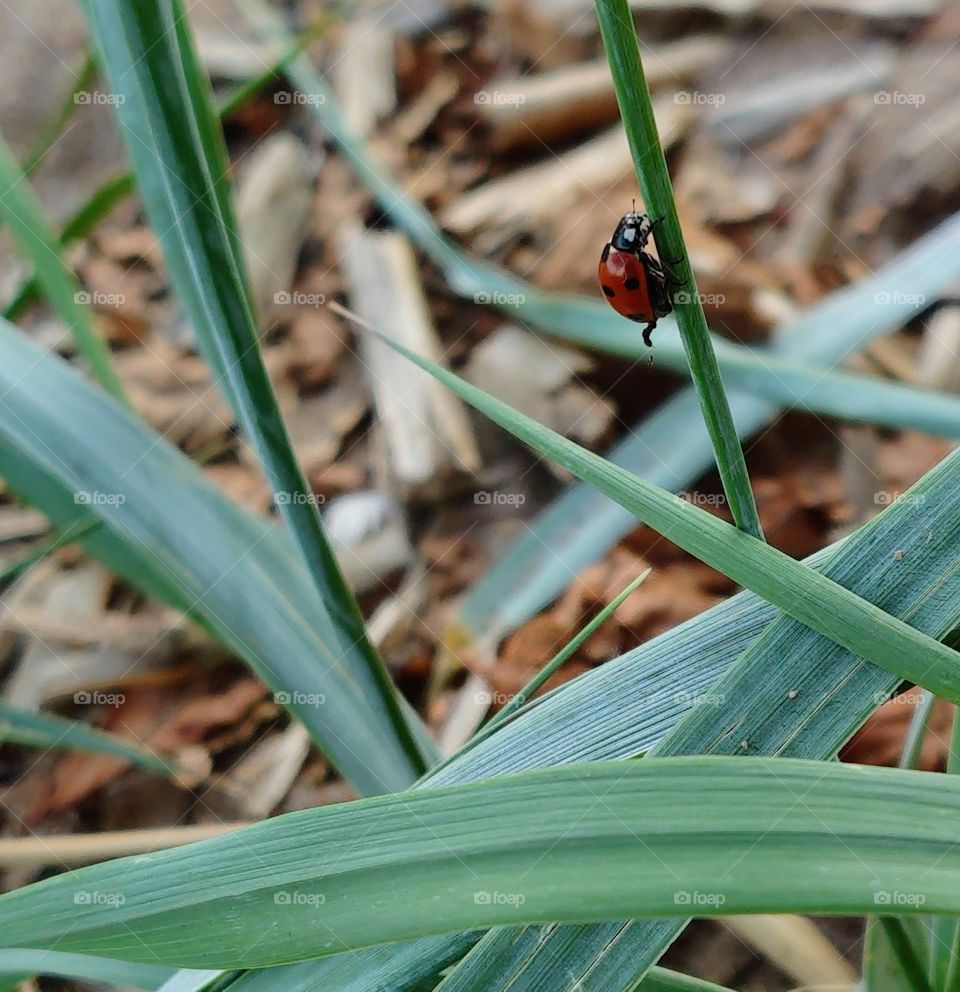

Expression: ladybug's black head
xmin=610 ymin=211 xmax=653 ymax=252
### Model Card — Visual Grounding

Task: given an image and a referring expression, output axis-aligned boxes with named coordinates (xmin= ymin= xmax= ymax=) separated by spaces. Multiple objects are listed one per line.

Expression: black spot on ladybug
xmin=624 ymin=277 xmax=640 ymax=290
xmin=602 ymin=285 xmax=616 ymax=298
xmin=601 ymin=244 xmax=611 ymax=262
xmin=627 ymin=313 xmax=646 ymax=322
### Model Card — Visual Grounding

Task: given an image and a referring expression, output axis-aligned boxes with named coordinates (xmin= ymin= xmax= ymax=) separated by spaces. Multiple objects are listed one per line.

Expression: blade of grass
xmin=5 ymin=759 xmax=960 ymax=965
xmin=3 ymin=19 xmax=328 ymax=323
xmin=0 ymin=950 xmax=174 ymax=991
xmin=0 ymin=702 xmax=171 ymax=775
xmin=595 ymin=0 xmax=761 ymax=540
xmin=21 ymin=51 xmax=98 ymax=177
xmin=0 ymin=131 xmax=127 ymax=403
xmin=877 ymin=918 xmax=935 ymax=992
xmin=341 ymin=310 xmax=960 ymax=705
xmin=433 ymin=568 xmax=651 ymax=776
xmin=81 ymin=0 xmax=431 ymax=776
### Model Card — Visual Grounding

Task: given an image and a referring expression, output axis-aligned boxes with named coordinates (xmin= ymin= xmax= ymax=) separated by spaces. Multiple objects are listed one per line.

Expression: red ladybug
xmin=598 ymin=211 xmax=674 ymax=347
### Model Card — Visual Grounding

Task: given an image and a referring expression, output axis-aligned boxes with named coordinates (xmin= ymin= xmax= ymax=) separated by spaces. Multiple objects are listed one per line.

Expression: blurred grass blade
xmin=0 ymin=316 xmax=419 ymax=795
xmin=0 ymin=701 xmax=171 ymax=774
xmin=4 ymin=759 xmax=960 ymax=965
xmin=596 ymin=0 xmax=762 ymax=540
xmin=21 ymin=51 xmax=98 ymax=176
xmin=81 ymin=0 xmax=431 ymax=776
xmin=359 ymin=321 xmax=960 ymax=703
xmin=0 ymin=131 xmax=126 ymax=403
xmin=0 ymin=950 xmax=174 ymax=991
xmin=4 ymin=19 xmax=326 ymax=323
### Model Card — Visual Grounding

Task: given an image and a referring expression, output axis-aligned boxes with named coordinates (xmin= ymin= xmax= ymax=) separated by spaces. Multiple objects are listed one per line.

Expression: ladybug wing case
xmin=598 ymin=247 xmax=656 ymax=323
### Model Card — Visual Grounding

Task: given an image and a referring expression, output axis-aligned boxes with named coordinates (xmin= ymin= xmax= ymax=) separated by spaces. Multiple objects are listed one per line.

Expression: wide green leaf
xmin=3 ymin=759 xmax=960 ymax=966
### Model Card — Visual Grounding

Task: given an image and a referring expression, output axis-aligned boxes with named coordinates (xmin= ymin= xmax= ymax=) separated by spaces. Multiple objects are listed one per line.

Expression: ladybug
xmin=598 ymin=210 xmax=677 ymax=347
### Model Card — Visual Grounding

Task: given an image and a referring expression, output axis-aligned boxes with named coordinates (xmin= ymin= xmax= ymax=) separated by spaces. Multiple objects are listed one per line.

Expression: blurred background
xmin=2 ymin=0 xmax=960 ymax=987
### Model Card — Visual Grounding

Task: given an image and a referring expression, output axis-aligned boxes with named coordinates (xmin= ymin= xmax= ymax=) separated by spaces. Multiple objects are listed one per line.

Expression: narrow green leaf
xmin=4 ymin=760 xmax=960 ymax=965
xmin=0 ymin=701 xmax=171 ymax=774
xmin=0 ymin=130 xmax=126 ymax=402
xmin=595 ymin=0 xmax=761 ymax=540
xmin=80 ymin=0 xmax=431 ymax=777
xmin=0 ymin=949 xmax=173 ymax=991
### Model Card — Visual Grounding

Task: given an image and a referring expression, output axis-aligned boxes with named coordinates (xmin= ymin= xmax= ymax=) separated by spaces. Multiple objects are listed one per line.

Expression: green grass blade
xmin=357 ymin=319 xmax=960 ymax=704
xmin=4 ymin=23 xmax=324 ymax=323
xmin=4 ymin=759 xmax=960 ymax=965
xmin=0 ymin=701 xmax=171 ymax=774
xmin=0 ymin=131 xmax=126 ymax=403
xmin=595 ymin=0 xmax=761 ymax=540
xmin=0 ymin=950 xmax=174 ymax=991
xmin=21 ymin=51 xmax=98 ymax=177
xmin=80 ymin=0 xmax=431 ymax=776
xmin=0 ymin=316 xmax=421 ymax=795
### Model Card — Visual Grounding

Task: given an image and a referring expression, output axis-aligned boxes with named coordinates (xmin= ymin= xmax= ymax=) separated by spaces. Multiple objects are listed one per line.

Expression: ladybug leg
xmin=642 ymin=321 xmax=656 ymax=348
